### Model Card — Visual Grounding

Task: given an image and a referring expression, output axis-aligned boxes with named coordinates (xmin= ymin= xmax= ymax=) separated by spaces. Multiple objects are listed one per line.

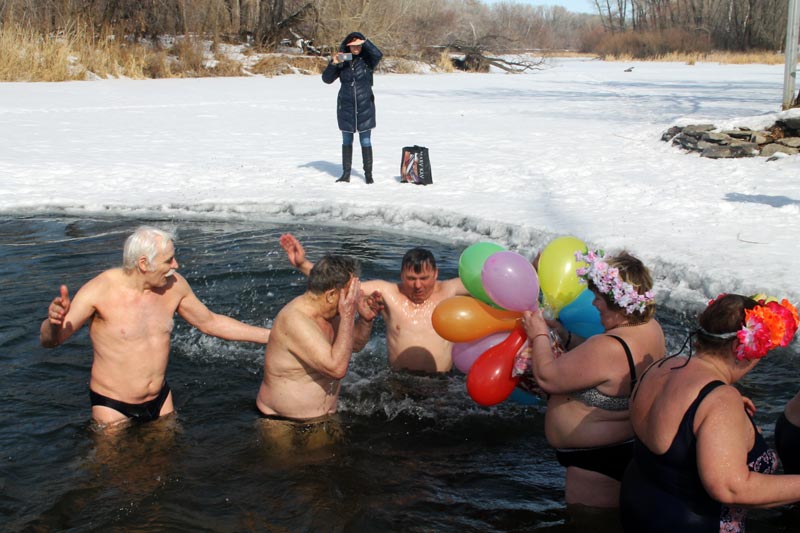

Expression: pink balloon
xmin=481 ymin=251 xmax=540 ymax=312
xmin=451 ymin=332 xmax=508 ymax=374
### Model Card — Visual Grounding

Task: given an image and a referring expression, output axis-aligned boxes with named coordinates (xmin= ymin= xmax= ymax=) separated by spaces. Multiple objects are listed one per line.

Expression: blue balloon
xmin=558 ymin=288 xmax=604 ymax=338
xmin=508 ymin=387 xmax=545 ymax=406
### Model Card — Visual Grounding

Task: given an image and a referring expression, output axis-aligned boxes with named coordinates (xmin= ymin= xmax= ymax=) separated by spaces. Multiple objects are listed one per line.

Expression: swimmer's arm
xmin=358 ymin=279 xmax=393 ymax=299
xmin=280 ymin=233 xmax=313 ymax=276
xmin=524 ymin=311 xmax=610 ymax=394
xmin=177 ymin=276 xmax=270 ymax=344
xmin=295 ymin=284 xmax=360 ymax=378
xmin=352 ymin=290 xmax=383 ymax=351
xmin=697 ymin=387 xmax=800 ymax=507
xmin=40 ymin=282 xmax=96 ymax=347
xmin=353 ymin=317 xmax=373 ymax=352
xmin=545 ymin=318 xmax=585 ymax=349
xmin=441 ymin=276 xmax=468 ymax=296
xmin=293 ymin=320 xmax=352 ymax=379
xmin=533 ymin=336 xmax=614 ymax=394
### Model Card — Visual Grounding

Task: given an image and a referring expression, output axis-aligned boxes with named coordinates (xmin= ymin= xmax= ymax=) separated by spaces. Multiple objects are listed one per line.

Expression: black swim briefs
xmin=89 ymin=381 xmax=171 ymax=422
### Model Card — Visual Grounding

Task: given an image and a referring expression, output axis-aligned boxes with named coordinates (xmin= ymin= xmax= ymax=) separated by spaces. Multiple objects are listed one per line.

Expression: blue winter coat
xmin=322 ymin=32 xmax=383 ymax=133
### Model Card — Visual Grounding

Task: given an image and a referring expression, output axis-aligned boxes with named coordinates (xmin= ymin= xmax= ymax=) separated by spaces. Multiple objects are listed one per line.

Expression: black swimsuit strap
xmin=678 ymin=381 xmax=726 ymax=440
xmin=696 ymin=380 xmax=725 ymax=398
xmin=607 ymin=334 xmax=637 ymax=390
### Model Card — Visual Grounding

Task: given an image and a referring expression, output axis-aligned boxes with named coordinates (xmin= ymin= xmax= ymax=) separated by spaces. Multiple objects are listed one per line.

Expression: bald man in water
xmin=40 ymin=226 xmax=270 ymax=428
xmin=279 ymin=233 xmax=468 ymax=373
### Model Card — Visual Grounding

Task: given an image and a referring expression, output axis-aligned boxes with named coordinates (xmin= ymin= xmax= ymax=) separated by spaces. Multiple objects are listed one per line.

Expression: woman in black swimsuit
xmin=621 ymin=294 xmax=800 ymax=533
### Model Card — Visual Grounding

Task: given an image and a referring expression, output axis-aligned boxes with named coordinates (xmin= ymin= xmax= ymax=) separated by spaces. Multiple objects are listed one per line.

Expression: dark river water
xmin=1 ymin=216 xmax=798 ymax=532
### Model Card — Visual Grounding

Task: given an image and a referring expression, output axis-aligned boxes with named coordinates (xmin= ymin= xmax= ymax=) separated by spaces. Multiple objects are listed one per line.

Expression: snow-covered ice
xmin=1 ymin=57 xmax=798 ymax=317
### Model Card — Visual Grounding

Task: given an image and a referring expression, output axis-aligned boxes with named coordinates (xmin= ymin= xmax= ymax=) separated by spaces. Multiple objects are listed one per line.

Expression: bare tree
xmin=589 ymin=0 xmax=788 ymax=51
xmin=4 ymin=0 xmax=788 ymax=63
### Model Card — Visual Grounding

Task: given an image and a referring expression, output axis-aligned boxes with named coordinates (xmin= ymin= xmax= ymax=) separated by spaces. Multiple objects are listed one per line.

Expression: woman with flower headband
xmin=620 ymin=294 xmax=800 ymax=533
xmin=522 ymin=250 xmax=665 ymax=509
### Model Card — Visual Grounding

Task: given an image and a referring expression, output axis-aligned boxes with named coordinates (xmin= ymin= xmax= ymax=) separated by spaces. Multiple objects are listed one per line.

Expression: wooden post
xmin=783 ymin=0 xmax=800 ymax=109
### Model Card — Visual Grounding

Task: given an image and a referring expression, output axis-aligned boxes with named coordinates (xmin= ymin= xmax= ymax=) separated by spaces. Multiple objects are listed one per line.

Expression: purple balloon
xmin=481 ymin=251 xmax=540 ymax=312
xmin=452 ymin=332 xmax=508 ymax=374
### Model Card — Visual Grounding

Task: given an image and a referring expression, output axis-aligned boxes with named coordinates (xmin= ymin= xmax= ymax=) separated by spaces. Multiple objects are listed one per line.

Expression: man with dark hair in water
xmin=279 ymin=233 xmax=468 ymax=373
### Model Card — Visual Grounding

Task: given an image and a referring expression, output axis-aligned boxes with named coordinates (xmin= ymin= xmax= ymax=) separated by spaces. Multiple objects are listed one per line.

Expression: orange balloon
xmin=467 ymin=327 xmax=526 ymax=406
xmin=432 ymin=296 xmax=522 ymax=343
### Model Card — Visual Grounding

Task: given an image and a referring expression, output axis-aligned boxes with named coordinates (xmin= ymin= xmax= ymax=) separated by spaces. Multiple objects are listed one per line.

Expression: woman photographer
xmin=322 ymin=32 xmax=382 ymax=184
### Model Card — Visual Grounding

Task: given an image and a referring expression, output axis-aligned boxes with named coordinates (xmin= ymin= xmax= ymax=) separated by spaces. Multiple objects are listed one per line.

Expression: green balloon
xmin=458 ymin=242 xmax=505 ymax=306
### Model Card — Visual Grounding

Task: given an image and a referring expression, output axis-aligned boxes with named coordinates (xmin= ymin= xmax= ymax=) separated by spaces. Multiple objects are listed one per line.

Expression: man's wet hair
xmin=401 ymin=248 xmax=437 ymax=273
xmin=308 ymin=254 xmax=360 ymax=294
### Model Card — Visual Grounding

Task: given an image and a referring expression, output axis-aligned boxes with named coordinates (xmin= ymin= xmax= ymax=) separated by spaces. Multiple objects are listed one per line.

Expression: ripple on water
xmin=1 ymin=215 xmax=798 ymax=532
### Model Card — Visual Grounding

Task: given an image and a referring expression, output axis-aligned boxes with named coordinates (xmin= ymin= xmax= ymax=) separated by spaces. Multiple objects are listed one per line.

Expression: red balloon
xmin=466 ymin=327 xmax=527 ymax=406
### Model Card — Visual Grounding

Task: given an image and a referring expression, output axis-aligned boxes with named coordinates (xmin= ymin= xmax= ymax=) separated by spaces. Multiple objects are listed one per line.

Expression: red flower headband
xmin=701 ymin=295 xmax=799 ymax=360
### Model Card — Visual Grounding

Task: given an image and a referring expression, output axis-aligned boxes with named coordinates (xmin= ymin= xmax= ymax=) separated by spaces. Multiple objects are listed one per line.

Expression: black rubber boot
xmin=337 ymin=145 xmax=352 ymax=182
xmin=362 ymin=146 xmax=373 ymax=184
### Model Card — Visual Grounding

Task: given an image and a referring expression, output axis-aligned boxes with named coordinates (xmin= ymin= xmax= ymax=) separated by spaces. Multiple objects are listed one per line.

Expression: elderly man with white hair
xmin=40 ymin=226 xmax=270 ymax=428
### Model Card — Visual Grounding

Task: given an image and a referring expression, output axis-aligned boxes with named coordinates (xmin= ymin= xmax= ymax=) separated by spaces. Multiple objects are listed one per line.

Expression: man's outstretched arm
xmin=176 ymin=275 xmax=270 ymax=344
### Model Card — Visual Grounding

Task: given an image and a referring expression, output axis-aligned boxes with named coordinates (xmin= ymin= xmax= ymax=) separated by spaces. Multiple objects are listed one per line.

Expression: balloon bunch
xmin=433 ymin=243 xmax=539 ymax=406
xmin=433 ymin=237 xmax=606 ymax=408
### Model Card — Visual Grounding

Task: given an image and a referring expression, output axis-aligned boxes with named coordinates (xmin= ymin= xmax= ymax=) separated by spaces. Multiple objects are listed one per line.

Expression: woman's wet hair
xmin=589 ymin=251 xmax=655 ymax=321
xmin=308 ymin=254 xmax=360 ymax=294
xmin=401 ymin=248 xmax=437 ymax=274
xmin=695 ymin=294 xmax=757 ymax=356
xmin=660 ymin=293 xmax=757 ymax=369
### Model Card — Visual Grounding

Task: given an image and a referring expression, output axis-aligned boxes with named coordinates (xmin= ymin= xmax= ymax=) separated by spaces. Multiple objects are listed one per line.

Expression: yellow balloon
xmin=538 ymin=236 xmax=588 ymax=316
xmin=751 ymin=293 xmax=778 ymax=303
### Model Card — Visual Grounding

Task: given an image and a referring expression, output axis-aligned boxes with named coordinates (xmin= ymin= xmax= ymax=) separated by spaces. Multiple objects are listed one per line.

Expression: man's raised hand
xmin=338 ymin=277 xmax=361 ymax=321
xmin=48 ymin=285 xmax=71 ymax=326
xmin=279 ymin=233 xmax=308 ymax=270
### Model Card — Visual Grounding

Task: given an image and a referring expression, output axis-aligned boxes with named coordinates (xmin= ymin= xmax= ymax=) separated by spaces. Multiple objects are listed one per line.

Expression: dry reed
xmin=0 ymin=23 xmax=789 ymax=82
xmin=604 ymin=50 xmax=785 ymax=65
xmin=250 ymin=55 xmax=327 ymax=77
